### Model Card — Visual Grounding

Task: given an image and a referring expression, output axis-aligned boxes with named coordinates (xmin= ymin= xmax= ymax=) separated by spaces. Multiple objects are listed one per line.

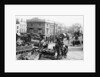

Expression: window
xmin=38 ymin=28 xmax=42 ymax=30
xmin=17 ymin=26 xmax=19 ymax=29
xmin=46 ymin=23 xmax=48 ymax=27
xmin=16 ymin=19 xmax=19 ymax=24
xmin=47 ymin=28 xmax=48 ymax=34
xmin=23 ymin=29 xmax=24 ymax=32
xmin=22 ymin=29 xmax=23 ymax=33
xmin=20 ymin=29 xmax=21 ymax=33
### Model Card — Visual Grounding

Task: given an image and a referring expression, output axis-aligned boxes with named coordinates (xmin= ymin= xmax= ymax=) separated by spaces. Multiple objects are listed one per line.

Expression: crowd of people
xmin=16 ymin=31 xmax=83 ymax=60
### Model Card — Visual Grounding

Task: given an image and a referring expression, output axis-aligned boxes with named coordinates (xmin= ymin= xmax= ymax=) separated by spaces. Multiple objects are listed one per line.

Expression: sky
xmin=16 ymin=16 xmax=83 ymax=28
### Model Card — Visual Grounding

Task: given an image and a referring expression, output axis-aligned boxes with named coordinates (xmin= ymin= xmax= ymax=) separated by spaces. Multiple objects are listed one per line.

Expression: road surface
xmin=16 ymin=40 xmax=83 ymax=60
xmin=40 ymin=41 xmax=83 ymax=60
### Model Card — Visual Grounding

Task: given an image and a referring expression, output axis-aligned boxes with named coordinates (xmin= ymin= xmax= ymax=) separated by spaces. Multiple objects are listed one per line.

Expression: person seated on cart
xmin=41 ymin=38 xmax=48 ymax=49
xmin=38 ymin=35 xmax=48 ymax=49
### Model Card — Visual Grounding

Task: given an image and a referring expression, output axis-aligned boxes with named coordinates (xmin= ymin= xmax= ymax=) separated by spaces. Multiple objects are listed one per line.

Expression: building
xmin=20 ymin=20 xmax=27 ymax=33
xmin=16 ymin=19 xmax=27 ymax=34
xmin=61 ymin=24 xmax=67 ymax=33
xmin=26 ymin=18 xmax=69 ymax=41
xmin=57 ymin=24 xmax=62 ymax=35
xmin=27 ymin=18 xmax=45 ymax=37
xmin=54 ymin=23 xmax=58 ymax=35
xmin=16 ymin=19 xmax=20 ymax=34
xmin=45 ymin=21 xmax=51 ymax=37
xmin=27 ymin=18 xmax=56 ymax=39
xmin=49 ymin=22 xmax=55 ymax=36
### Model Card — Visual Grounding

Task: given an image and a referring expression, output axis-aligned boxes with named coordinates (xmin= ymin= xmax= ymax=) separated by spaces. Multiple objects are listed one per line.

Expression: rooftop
xmin=27 ymin=18 xmax=45 ymax=22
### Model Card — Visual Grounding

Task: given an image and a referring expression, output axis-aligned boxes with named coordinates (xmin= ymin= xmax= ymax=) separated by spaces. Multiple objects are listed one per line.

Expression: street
xmin=16 ymin=16 xmax=83 ymax=60
xmin=16 ymin=40 xmax=83 ymax=60
xmin=40 ymin=40 xmax=83 ymax=60
xmin=62 ymin=51 xmax=83 ymax=60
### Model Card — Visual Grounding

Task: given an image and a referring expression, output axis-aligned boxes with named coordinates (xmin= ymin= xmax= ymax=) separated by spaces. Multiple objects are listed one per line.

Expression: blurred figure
xmin=41 ymin=38 xmax=48 ymax=49
xmin=55 ymin=35 xmax=64 ymax=59
xmin=65 ymin=33 xmax=70 ymax=44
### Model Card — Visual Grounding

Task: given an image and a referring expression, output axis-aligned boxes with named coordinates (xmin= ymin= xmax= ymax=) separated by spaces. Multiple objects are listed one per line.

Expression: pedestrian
xmin=55 ymin=37 xmax=63 ymax=59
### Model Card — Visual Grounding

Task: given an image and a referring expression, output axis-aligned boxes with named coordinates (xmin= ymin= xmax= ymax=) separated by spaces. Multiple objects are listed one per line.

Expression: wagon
xmin=16 ymin=43 xmax=68 ymax=60
xmin=39 ymin=48 xmax=57 ymax=60
xmin=39 ymin=44 xmax=68 ymax=60
xmin=16 ymin=45 xmax=40 ymax=60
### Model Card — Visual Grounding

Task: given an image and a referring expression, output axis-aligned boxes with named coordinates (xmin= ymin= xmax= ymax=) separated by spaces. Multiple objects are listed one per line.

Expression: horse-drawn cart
xmin=38 ymin=44 xmax=68 ymax=60
xmin=16 ymin=45 xmax=40 ymax=60
xmin=16 ymin=43 xmax=68 ymax=60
